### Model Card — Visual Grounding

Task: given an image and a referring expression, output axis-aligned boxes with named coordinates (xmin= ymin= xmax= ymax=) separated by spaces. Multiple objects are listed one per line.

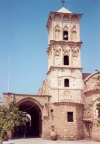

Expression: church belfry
xmin=3 ymin=5 xmax=100 ymax=141
xmin=46 ymin=7 xmax=83 ymax=102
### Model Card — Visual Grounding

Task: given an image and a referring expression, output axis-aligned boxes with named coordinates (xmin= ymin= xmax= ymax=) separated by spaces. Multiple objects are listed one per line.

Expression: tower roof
xmin=57 ymin=7 xmax=72 ymax=13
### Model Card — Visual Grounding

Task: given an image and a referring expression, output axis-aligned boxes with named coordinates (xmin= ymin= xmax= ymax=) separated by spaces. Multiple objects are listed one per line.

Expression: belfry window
xmin=63 ymin=31 xmax=68 ymax=40
xmin=67 ymin=112 xmax=73 ymax=122
xmin=64 ymin=56 xmax=69 ymax=65
xmin=64 ymin=79 xmax=69 ymax=87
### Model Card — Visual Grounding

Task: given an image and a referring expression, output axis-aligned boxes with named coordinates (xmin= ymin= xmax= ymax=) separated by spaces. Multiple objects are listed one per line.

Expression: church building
xmin=3 ymin=7 xmax=100 ymax=141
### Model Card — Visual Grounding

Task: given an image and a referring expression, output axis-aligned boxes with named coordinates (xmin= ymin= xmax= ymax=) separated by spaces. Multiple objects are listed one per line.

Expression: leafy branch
xmin=0 ymin=100 xmax=25 ymax=140
xmin=88 ymin=97 xmax=100 ymax=126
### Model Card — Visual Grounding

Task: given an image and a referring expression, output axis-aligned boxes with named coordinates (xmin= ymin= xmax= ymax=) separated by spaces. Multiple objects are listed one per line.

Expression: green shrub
xmin=0 ymin=100 xmax=25 ymax=140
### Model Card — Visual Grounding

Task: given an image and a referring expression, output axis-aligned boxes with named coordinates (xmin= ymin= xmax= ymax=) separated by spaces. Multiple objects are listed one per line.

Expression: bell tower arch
xmin=46 ymin=7 xmax=83 ymax=103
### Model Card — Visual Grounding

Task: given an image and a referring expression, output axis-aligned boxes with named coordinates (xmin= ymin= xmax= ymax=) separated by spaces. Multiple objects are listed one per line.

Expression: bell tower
xmin=46 ymin=7 xmax=83 ymax=102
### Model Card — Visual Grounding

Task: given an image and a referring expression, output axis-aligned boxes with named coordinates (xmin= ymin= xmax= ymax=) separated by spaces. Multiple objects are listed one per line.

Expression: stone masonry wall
xmin=83 ymin=91 xmax=100 ymax=141
xmin=76 ymin=104 xmax=84 ymax=139
xmin=52 ymin=102 xmax=84 ymax=140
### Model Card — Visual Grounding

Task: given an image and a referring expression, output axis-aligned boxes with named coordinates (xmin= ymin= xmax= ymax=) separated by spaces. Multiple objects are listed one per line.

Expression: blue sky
xmin=0 ymin=0 xmax=100 ymax=99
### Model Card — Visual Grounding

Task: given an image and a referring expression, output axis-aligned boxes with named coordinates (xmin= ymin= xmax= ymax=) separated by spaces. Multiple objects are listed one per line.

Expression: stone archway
xmin=14 ymin=98 xmax=42 ymax=138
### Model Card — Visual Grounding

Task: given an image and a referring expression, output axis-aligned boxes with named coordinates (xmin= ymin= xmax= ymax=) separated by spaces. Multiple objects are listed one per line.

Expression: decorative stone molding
xmin=54 ymin=24 xmax=60 ymax=39
xmin=71 ymin=15 xmax=78 ymax=22
xmin=72 ymin=25 xmax=77 ymax=31
xmin=63 ymin=90 xmax=72 ymax=99
xmin=54 ymin=24 xmax=60 ymax=31
xmin=50 ymin=13 xmax=55 ymax=19
xmin=54 ymin=14 xmax=61 ymax=20
xmin=72 ymin=47 xmax=79 ymax=57
xmin=71 ymin=25 xmax=77 ymax=40
xmin=63 ymin=25 xmax=68 ymax=31
xmin=63 ymin=49 xmax=70 ymax=56
xmin=55 ymin=45 xmax=61 ymax=51
xmin=54 ymin=50 xmax=60 ymax=56
xmin=63 ymin=15 xmax=69 ymax=21
xmin=47 ymin=47 xmax=52 ymax=56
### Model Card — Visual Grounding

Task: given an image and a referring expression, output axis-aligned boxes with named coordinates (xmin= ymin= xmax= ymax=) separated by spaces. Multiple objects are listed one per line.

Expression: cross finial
xmin=61 ymin=0 xmax=66 ymax=7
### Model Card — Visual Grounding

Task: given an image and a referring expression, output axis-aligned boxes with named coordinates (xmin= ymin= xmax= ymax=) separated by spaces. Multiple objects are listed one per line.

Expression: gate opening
xmin=13 ymin=101 xmax=42 ymax=138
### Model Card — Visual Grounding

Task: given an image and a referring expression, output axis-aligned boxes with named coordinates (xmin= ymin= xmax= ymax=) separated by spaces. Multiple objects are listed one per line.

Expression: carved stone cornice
xmin=46 ymin=11 xmax=83 ymax=28
xmin=47 ymin=66 xmax=83 ymax=75
xmin=49 ymin=40 xmax=83 ymax=47
xmin=47 ymin=46 xmax=52 ymax=56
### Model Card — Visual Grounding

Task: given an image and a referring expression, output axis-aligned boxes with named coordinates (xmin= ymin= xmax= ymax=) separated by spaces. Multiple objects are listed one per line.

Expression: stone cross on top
xmin=61 ymin=0 xmax=66 ymax=7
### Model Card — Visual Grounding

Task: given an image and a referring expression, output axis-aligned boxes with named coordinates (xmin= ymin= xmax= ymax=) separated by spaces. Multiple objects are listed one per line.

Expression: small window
xmin=64 ymin=79 xmax=69 ymax=87
xmin=67 ymin=112 xmax=73 ymax=122
xmin=64 ymin=56 xmax=69 ymax=65
xmin=63 ymin=31 xmax=68 ymax=40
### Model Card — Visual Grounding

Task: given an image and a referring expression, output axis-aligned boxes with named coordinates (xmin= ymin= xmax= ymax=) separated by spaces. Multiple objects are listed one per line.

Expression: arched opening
xmin=64 ymin=55 xmax=69 ymax=65
xmin=63 ymin=31 xmax=68 ymax=40
xmin=13 ymin=100 xmax=42 ymax=139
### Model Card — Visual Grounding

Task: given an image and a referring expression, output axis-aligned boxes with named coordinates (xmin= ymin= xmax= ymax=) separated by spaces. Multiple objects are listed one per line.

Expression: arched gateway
xmin=14 ymin=98 xmax=42 ymax=138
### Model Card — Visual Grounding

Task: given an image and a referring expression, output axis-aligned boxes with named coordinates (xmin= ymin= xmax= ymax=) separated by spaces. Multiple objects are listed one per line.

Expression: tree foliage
xmin=0 ymin=100 xmax=25 ymax=140
xmin=88 ymin=97 xmax=100 ymax=126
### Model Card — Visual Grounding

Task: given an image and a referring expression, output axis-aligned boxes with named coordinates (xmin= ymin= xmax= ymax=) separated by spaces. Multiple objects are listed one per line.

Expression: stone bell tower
xmin=46 ymin=7 xmax=83 ymax=103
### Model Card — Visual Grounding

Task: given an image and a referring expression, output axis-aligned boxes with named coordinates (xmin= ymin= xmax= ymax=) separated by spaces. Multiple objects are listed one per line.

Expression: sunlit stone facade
xmin=3 ymin=7 xmax=100 ymax=141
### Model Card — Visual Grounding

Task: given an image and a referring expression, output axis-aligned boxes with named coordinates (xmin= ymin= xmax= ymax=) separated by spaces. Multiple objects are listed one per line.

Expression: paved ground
xmin=3 ymin=138 xmax=100 ymax=144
